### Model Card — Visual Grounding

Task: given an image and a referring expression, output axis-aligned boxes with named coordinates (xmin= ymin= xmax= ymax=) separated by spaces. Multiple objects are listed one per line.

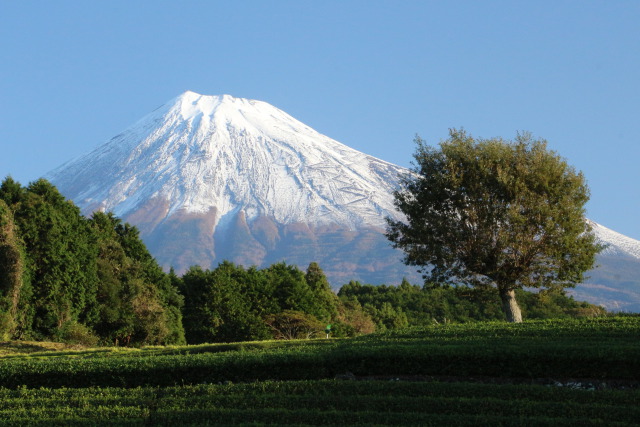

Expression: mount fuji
xmin=47 ymin=91 xmax=412 ymax=285
xmin=47 ymin=91 xmax=640 ymax=311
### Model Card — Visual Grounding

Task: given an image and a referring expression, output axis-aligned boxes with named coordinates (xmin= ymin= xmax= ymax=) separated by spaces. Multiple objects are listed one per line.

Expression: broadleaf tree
xmin=386 ymin=130 xmax=602 ymax=322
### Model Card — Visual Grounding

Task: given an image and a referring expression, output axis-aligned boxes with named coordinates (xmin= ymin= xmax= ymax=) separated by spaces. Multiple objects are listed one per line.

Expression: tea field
xmin=1 ymin=317 xmax=639 ymax=425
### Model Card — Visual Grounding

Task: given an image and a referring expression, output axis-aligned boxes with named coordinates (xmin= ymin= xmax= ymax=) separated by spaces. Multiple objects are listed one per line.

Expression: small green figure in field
xmin=325 ymin=324 xmax=331 ymax=339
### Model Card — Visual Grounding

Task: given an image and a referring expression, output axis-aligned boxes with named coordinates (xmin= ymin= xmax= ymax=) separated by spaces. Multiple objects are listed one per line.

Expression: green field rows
xmin=1 ymin=317 xmax=639 ymax=425
xmin=1 ymin=318 xmax=639 ymax=389
xmin=1 ymin=380 xmax=639 ymax=426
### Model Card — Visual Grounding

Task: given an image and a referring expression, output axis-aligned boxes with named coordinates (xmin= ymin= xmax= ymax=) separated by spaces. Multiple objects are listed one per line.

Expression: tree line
xmin=0 ymin=177 xmax=183 ymax=345
xmin=0 ymin=177 xmax=605 ymax=346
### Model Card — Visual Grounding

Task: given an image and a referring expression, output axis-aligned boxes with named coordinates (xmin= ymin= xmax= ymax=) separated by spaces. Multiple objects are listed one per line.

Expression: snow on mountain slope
xmin=588 ymin=220 xmax=640 ymax=260
xmin=47 ymin=91 xmax=405 ymax=232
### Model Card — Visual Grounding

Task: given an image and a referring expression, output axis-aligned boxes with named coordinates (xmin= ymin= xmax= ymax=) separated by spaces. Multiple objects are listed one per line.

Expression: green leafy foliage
xmin=180 ymin=262 xmax=341 ymax=344
xmin=0 ymin=176 xmax=609 ymax=350
xmin=180 ymin=262 xmax=270 ymax=344
xmin=0 ymin=177 xmax=185 ymax=346
xmin=339 ymin=280 xmax=606 ymax=326
xmin=0 ymin=178 xmax=359 ymax=347
xmin=1 ymin=380 xmax=639 ymax=426
xmin=53 ymin=320 xmax=99 ymax=347
xmin=331 ymin=295 xmax=377 ymax=336
xmin=90 ymin=211 xmax=185 ymax=346
xmin=0 ymin=198 xmax=27 ymax=340
xmin=0 ymin=317 xmax=639 ymax=426
xmin=1 ymin=178 xmax=99 ymax=337
xmin=1 ymin=317 xmax=638 ymax=388
xmin=387 ymin=130 xmax=602 ymax=322
xmin=264 ymin=310 xmax=325 ymax=339
xmin=305 ymin=262 xmax=339 ymax=321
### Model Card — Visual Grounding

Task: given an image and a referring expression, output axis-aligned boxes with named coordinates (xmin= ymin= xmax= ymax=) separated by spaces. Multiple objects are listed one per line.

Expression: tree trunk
xmin=499 ymin=288 xmax=523 ymax=323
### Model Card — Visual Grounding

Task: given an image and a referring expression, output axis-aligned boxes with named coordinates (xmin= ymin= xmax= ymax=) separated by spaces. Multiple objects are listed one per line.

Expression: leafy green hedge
xmin=1 ymin=317 xmax=639 ymax=389
xmin=2 ymin=317 xmax=639 ymax=426
xmin=0 ymin=381 xmax=638 ymax=426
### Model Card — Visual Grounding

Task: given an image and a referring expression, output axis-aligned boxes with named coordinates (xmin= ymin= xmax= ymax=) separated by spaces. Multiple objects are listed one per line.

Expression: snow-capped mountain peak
xmin=46 ymin=91 xmax=405 ymax=232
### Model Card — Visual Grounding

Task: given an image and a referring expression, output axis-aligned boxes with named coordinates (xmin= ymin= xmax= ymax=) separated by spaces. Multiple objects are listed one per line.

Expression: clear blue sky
xmin=1 ymin=1 xmax=639 ymax=239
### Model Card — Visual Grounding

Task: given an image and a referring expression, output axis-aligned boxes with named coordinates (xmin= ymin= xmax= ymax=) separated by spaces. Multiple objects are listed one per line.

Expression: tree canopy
xmin=178 ymin=261 xmax=342 ymax=344
xmin=0 ymin=177 xmax=185 ymax=345
xmin=386 ymin=130 xmax=602 ymax=322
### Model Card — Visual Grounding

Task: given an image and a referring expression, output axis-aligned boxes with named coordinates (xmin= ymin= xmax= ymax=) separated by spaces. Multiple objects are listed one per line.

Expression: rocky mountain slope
xmin=47 ymin=91 xmax=640 ymax=311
